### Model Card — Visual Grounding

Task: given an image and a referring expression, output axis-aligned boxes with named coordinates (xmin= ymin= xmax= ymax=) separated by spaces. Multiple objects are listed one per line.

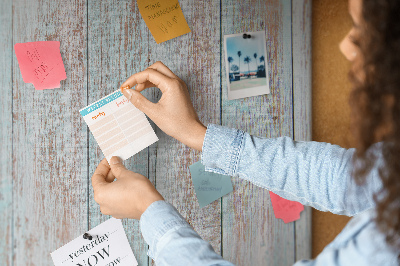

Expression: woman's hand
xmin=120 ymin=61 xmax=206 ymax=151
xmin=91 ymin=157 xmax=164 ymax=220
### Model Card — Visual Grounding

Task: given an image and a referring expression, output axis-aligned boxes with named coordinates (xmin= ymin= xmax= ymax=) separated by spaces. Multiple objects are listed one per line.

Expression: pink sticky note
xmin=269 ymin=191 xmax=304 ymax=223
xmin=14 ymin=41 xmax=66 ymax=90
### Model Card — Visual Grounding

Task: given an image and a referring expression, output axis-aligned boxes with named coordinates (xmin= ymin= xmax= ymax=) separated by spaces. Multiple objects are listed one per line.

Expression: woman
xmin=91 ymin=0 xmax=400 ymax=264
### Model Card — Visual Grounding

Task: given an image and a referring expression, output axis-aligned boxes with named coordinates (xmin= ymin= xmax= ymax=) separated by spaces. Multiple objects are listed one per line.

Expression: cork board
xmin=312 ymin=0 xmax=353 ymax=257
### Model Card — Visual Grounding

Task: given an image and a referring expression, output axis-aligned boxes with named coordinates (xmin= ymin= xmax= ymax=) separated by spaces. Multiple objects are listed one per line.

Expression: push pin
xmin=83 ymin=233 xmax=97 ymax=241
xmin=243 ymin=33 xmax=252 ymax=39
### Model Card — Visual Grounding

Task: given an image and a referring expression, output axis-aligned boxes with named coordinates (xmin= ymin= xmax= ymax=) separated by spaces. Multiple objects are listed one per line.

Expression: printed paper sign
xmin=137 ymin=0 xmax=191 ymax=44
xmin=269 ymin=191 xmax=304 ymax=223
xmin=189 ymin=161 xmax=233 ymax=208
xmin=80 ymin=90 xmax=158 ymax=162
xmin=14 ymin=41 xmax=67 ymax=90
xmin=51 ymin=218 xmax=138 ymax=266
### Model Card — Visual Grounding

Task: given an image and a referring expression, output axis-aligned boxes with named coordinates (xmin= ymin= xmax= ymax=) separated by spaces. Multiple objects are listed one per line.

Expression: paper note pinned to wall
xmin=269 ymin=191 xmax=304 ymax=223
xmin=189 ymin=161 xmax=233 ymax=208
xmin=14 ymin=41 xmax=66 ymax=90
xmin=51 ymin=218 xmax=138 ymax=266
xmin=80 ymin=90 xmax=158 ymax=162
xmin=137 ymin=0 xmax=191 ymax=44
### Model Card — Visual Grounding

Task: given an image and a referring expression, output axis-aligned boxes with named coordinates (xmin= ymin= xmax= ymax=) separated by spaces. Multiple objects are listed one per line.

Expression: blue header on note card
xmin=80 ymin=91 xmax=123 ymax=116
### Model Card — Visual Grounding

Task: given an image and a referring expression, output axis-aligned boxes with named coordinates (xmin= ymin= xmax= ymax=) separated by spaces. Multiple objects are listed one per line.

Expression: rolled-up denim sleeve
xmin=201 ymin=124 xmax=382 ymax=216
xmin=140 ymin=200 xmax=234 ymax=265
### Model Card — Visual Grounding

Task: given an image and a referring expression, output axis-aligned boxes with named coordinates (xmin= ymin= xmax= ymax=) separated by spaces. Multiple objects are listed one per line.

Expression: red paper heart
xmin=269 ymin=191 xmax=304 ymax=223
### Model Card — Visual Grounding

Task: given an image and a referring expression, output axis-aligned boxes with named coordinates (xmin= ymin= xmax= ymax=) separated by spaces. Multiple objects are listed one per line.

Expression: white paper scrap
xmin=80 ymin=90 xmax=158 ymax=162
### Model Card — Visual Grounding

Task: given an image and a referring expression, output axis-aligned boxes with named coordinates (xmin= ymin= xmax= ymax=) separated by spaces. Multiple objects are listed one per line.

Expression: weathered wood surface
xmin=293 ymin=0 xmax=312 ymax=261
xmin=0 ymin=0 xmax=312 ymax=265
xmin=87 ymin=1 xmax=150 ymax=265
xmin=12 ymin=0 xmax=88 ymax=264
xmin=0 ymin=0 xmax=13 ymax=264
xmin=148 ymin=1 xmax=222 ymax=263
xmin=221 ymin=0 xmax=297 ymax=265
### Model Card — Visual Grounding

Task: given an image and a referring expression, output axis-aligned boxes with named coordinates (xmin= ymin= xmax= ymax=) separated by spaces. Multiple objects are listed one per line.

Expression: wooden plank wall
xmin=148 ymin=1 xmax=223 ymax=262
xmin=0 ymin=0 xmax=312 ymax=265
xmin=87 ymin=1 xmax=150 ymax=264
xmin=0 ymin=0 xmax=13 ymax=264
xmin=292 ymin=0 xmax=312 ymax=261
xmin=221 ymin=0 xmax=296 ymax=265
xmin=11 ymin=0 xmax=88 ymax=264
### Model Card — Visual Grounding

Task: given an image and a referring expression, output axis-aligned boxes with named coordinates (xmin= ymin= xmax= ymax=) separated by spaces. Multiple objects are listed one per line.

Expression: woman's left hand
xmin=91 ymin=157 xmax=164 ymax=220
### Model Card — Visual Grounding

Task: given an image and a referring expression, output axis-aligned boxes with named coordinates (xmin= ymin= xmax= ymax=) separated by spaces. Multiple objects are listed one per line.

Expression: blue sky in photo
xmin=226 ymin=32 xmax=266 ymax=73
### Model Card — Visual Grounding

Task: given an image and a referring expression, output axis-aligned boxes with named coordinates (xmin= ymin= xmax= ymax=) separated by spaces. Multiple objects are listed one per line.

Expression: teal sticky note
xmin=189 ymin=161 xmax=233 ymax=208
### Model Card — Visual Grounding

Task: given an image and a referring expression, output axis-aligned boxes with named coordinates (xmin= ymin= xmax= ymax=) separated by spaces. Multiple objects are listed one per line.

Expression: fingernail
xmin=123 ymin=89 xmax=133 ymax=100
xmin=110 ymin=156 xmax=122 ymax=165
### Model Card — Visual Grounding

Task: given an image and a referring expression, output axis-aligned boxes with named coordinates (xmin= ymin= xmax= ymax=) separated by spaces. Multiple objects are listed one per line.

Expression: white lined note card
xmin=80 ymin=90 xmax=158 ymax=162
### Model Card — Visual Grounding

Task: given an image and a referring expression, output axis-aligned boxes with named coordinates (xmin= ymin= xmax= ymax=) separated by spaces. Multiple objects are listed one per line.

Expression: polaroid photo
xmin=224 ymin=31 xmax=270 ymax=100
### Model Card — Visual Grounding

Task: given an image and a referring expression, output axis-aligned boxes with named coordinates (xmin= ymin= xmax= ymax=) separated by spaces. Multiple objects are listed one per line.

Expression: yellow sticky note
xmin=137 ymin=0 xmax=191 ymax=44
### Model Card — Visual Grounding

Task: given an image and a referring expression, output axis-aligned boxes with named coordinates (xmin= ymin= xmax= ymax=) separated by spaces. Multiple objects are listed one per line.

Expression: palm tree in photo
xmin=231 ymin=64 xmax=239 ymax=72
xmin=237 ymin=51 xmax=242 ymax=75
xmin=253 ymin=53 xmax=258 ymax=72
xmin=244 ymin=56 xmax=251 ymax=77
xmin=259 ymin=55 xmax=265 ymax=65
xmin=258 ymin=55 xmax=266 ymax=77
xmin=227 ymin=56 xmax=234 ymax=73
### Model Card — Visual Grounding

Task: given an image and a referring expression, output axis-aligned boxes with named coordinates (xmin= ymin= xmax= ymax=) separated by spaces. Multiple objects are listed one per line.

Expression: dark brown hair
xmin=350 ymin=0 xmax=400 ymax=252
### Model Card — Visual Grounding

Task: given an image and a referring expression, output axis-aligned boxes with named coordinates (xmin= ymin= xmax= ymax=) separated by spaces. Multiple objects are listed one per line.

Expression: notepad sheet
xmin=80 ymin=90 xmax=158 ymax=162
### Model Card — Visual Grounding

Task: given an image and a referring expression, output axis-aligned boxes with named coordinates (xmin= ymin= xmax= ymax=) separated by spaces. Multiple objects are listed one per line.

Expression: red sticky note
xmin=14 ymin=41 xmax=66 ymax=90
xmin=269 ymin=191 xmax=304 ymax=223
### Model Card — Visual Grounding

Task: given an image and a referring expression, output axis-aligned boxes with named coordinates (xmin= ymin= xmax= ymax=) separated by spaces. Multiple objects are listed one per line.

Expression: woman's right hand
xmin=120 ymin=61 xmax=207 ymax=151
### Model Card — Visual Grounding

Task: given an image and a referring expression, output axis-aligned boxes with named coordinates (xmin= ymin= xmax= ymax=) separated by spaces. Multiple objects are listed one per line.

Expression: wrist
xmin=139 ymin=193 xmax=164 ymax=219
xmin=186 ymin=122 xmax=206 ymax=151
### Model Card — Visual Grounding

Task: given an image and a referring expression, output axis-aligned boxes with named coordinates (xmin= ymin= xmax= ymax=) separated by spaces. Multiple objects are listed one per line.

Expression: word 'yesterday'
xmin=68 ymin=233 xmax=109 ymax=260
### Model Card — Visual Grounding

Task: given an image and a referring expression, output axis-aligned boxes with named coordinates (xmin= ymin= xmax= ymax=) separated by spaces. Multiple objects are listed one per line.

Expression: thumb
xmin=122 ymin=89 xmax=155 ymax=115
xmin=92 ymin=159 xmax=111 ymax=189
xmin=109 ymin=156 xmax=128 ymax=178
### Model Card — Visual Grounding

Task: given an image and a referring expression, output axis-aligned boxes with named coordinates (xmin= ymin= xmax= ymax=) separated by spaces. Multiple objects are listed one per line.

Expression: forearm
xmin=140 ymin=200 xmax=234 ymax=265
xmin=201 ymin=124 xmax=381 ymax=216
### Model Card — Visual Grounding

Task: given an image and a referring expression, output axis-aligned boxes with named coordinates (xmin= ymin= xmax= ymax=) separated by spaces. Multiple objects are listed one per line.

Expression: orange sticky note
xmin=14 ymin=41 xmax=66 ymax=90
xmin=269 ymin=191 xmax=304 ymax=223
xmin=137 ymin=0 xmax=191 ymax=44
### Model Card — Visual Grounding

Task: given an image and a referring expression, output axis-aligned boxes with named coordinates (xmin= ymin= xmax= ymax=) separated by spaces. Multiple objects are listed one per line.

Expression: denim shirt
xmin=140 ymin=124 xmax=399 ymax=265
